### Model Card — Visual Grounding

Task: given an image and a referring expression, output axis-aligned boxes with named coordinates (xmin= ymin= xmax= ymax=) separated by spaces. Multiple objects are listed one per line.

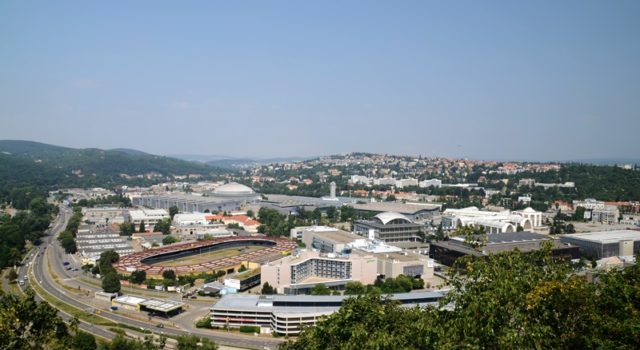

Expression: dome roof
xmin=213 ymin=182 xmax=255 ymax=196
xmin=374 ymin=212 xmax=413 ymax=225
xmin=522 ymin=207 xmax=536 ymax=213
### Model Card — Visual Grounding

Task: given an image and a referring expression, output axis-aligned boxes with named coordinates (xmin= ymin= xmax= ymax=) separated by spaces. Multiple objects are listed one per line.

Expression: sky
xmin=1 ymin=1 xmax=639 ymax=161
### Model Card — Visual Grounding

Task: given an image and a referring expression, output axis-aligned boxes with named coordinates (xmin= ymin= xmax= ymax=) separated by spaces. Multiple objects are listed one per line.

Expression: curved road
xmin=32 ymin=207 xmax=284 ymax=350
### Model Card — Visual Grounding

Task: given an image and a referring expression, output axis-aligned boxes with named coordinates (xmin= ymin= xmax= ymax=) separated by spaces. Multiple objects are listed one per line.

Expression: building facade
xmin=210 ymin=292 xmax=444 ymax=335
xmin=260 ymin=250 xmax=377 ymax=295
xmin=559 ymin=230 xmax=640 ymax=259
xmin=353 ymin=212 xmax=424 ymax=243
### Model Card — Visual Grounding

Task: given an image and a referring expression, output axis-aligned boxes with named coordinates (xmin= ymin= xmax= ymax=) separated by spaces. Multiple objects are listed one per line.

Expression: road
xmin=31 ymin=206 xmax=284 ymax=350
xmin=17 ymin=209 xmax=115 ymax=341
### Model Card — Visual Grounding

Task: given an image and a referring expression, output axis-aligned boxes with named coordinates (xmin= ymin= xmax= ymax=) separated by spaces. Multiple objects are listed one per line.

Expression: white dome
xmin=374 ymin=212 xmax=413 ymax=225
xmin=213 ymin=182 xmax=255 ymax=196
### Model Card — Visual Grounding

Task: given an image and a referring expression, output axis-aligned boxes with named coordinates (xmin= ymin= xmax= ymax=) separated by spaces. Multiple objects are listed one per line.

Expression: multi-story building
xmin=298 ymin=226 xmax=362 ymax=254
xmin=82 ymin=207 xmax=126 ymax=225
xmin=128 ymin=208 xmax=170 ymax=231
xmin=260 ymin=250 xmax=377 ymax=295
xmin=419 ymin=179 xmax=442 ymax=188
xmin=210 ymin=291 xmax=445 ymax=335
xmin=353 ymin=212 xmax=425 ymax=243
xmin=441 ymin=206 xmax=543 ymax=233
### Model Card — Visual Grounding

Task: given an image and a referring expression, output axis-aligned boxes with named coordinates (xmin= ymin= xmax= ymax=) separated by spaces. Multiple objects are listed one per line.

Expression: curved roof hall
xmin=213 ymin=182 xmax=256 ymax=196
xmin=373 ymin=211 xmax=413 ymax=225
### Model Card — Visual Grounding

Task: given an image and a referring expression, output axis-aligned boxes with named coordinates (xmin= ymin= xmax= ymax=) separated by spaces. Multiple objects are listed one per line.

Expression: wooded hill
xmin=0 ymin=140 xmax=230 ymax=208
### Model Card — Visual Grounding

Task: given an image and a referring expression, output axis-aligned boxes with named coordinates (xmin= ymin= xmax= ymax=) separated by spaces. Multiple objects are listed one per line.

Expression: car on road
xmin=63 ymin=261 xmax=70 ymax=266
xmin=18 ymin=280 xmax=25 ymax=286
xmin=155 ymin=323 xmax=164 ymax=328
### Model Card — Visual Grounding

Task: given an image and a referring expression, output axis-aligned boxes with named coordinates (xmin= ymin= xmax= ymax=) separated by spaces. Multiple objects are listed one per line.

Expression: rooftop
xmin=562 ymin=230 xmax=640 ymax=243
xmin=374 ymin=211 xmax=413 ymax=225
xmin=310 ymin=229 xmax=361 ymax=244
xmin=372 ymin=251 xmax=428 ymax=262
xmin=139 ymin=299 xmax=185 ymax=312
xmin=351 ymin=202 xmax=441 ymax=215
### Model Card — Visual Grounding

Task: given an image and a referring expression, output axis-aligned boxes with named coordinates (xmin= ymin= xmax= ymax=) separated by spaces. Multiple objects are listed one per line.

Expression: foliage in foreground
xmin=0 ymin=289 xmax=94 ymax=350
xmin=281 ymin=246 xmax=640 ymax=350
xmin=0 ymin=289 xmax=218 ymax=350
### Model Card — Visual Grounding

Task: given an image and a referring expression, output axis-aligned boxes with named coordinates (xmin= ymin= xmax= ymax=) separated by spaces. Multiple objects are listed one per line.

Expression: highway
xmin=19 ymin=208 xmax=115 ymax=341
xmin=30 ymin=206 xmax=284 ymax=350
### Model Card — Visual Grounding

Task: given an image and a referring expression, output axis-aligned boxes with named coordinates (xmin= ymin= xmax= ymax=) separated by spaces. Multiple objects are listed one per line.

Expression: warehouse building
xmin=560 ymin=230 xmax=640 ymax=259
xmin=430 ymin=231 xmax=580 ymax=266
xmin=132 ymin=183 xmax=261 ymax=213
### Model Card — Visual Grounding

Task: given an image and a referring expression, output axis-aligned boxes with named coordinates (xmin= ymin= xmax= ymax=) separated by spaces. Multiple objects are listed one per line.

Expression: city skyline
xmin=1 ymin=1 xmax=639 ymax=160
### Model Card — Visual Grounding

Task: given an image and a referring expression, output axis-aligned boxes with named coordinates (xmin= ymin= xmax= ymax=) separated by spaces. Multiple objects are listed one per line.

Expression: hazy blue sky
xmin=1 ymin=1 xmax=639 ymax=161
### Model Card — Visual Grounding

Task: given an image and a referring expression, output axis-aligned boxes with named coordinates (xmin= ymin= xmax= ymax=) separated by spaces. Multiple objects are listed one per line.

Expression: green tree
xmin=153 ymin=218 xmax=172 ymax=235
xmin=176 ymin=335 xmax=218 ymax=350
xmin=246 ymin=209 xmax=255 ymax=218
xmin=261 ymin=282 xmax=275 ymax=295
xmin=169 ymin=205 xmax=179 ymax=219
xmin=344 ymin=281 xmax=365 ymax=295
xmin=130 ymin=270 xmax=147 ymax=285
xmin=58 ymin=230 xmax=78 ymax=253
xmin=7 ymin=268 xmax=18 ymax=282
xmin=572 ymin=206 xmax=586 ymax=221
xmin=139 ymin=220 xmax=146 ymax=233
xmin=101 ymin=272 xmax=121 ymax=293
xmin=119 ymin=222 xmax=135 ymax=236
xmin=162 ymin=235 xmax=178 ymax=245
xmin=0 ymin=290 xmax=71 ymax=350
xmin=434 ymin=223 xmax=446 ymax=241
xmin=98 ymin=250 xmax=119 ymax=275
xmin=238 ymin=264 xmax=247 ymax=272
xmin=162 ymin=269 xmax=176 ymax=281
xmin=72 ymin=331 xmax=97 ymax=350
xmin=310 ymin=284 xmax=331 ymax=295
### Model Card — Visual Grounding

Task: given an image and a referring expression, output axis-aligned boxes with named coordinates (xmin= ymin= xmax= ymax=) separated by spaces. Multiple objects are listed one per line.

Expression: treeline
xmin=58 ymin=207 xmax=83 ymax=254
xmin=493 ymin=164 xmax=640 ymax=201
xmin=76 ymin=195 xmax=131 ymax=208
xmin=0 ymin=197 xmax=55 ymax=268
xmin=0 ymin=141 xmax=232 ymax=209
xmin=281 ymin=245 xmax=640 ymax=350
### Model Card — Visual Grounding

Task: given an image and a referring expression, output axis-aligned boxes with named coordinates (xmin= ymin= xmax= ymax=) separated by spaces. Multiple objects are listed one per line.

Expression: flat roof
xmin=311 ymin=230 xmax=360 ymax=244
xmin=561 ymin=230 xmax=640 ymax=244
xmin=373 ymin=251 xmax=426 ymax=262
xmin=212 ymin=291 xmax=445 ymax=311
xmin=114 ymin=295 xmax=146 ymax=305
xmin=139 ymin=299 xmax=185 ymax=312
xmin=483 ymin=231 xmax=550 ymax=244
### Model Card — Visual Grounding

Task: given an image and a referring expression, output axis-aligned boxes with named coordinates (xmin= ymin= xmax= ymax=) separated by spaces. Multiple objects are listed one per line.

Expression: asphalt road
xmin=32 ymin=207 xmax=283 ymax=350
xmin=20 ymin=209 xmax=115 ymax=341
